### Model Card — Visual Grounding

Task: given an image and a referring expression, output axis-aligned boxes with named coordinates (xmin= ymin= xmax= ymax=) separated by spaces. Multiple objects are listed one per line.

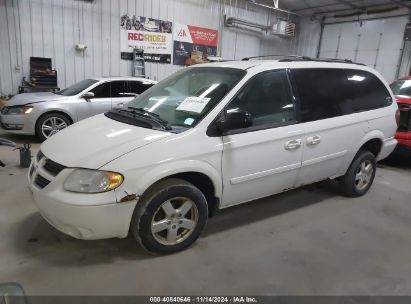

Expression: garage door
xmin=319 ymin=17 xmax=408 ymax=82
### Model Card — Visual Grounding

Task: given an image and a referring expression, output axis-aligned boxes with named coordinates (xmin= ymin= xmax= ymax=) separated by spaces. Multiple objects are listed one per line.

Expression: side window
xmin=226 ymin=70 xmax=295 ymax=128
xmin=346 ymin=69 xmax=392 ymax=112
xmin=110 ymin=81 xmax=127 ymax=98
xmin=128 ymin=81 xmax=154 ymax=95
xmin=292 ymin=68 xmax=351 ymax=122
xmin=90 ymin=82 xmax=111 ymax=98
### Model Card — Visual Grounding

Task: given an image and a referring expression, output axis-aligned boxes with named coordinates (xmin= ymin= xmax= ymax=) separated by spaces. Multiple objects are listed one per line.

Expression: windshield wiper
xmin=124 ymin=107 xmax=172 ymax=130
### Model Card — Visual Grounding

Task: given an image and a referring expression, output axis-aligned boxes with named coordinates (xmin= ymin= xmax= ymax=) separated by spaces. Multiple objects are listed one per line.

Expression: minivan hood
xmin=7 ymin=92 xmax=67 ymax=106
xmin=41 ymin=114 xmax=173 ymax=169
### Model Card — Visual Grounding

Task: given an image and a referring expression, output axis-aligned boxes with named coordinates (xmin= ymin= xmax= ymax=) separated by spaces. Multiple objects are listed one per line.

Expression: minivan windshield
xmin=125 ymin=67 xmax=246 ymax=127
xmin=55 ymin=79 xmax=98 ymax=96
xmin=390 ymin=79 xmax=411 ymax=97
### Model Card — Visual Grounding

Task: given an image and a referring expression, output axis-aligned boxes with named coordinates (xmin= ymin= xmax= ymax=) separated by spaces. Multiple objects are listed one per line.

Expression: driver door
xmin=110 ymin=81 xmax=133 ymax=109
xmin=77 ymin=82 xmax=112 ymax=120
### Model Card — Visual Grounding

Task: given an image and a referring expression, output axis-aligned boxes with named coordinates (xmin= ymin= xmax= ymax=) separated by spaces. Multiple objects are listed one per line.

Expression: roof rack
xmin=241 ymin=54 xmax=365 ymax=66
xmin=242 ymin=55 xmax=310 ymax=61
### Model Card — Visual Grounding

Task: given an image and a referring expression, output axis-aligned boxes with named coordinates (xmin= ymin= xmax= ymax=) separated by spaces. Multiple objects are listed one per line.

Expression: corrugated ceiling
xmin=253 ymin=0 xmax=410 ymax=15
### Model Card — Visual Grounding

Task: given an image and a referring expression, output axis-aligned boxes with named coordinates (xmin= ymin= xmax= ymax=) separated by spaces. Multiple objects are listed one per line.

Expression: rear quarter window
xmin=291 ymin=68 xmax=393 ymax=123
xmin=345 ymin=69 xmax=392 ymax=112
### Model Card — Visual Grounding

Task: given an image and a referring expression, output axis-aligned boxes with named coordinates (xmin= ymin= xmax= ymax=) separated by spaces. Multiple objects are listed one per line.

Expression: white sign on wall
xmin=120 ymin=15 xmax=173 ymax=64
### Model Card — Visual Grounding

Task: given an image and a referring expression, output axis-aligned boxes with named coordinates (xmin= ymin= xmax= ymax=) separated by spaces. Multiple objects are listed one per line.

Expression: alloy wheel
xmin=354 ymin=159 xmax=374 ymax=191
xmin=41 ymin=117 xmax=68 ymax=138
xmin=150 ymin=197 xmax=199 ymax=246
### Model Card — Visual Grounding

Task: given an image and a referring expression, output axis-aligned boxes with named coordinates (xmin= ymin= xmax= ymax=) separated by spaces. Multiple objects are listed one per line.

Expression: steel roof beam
xmin=388 ymin=0 xmax=410 ymax=8
xmin=334 ymin=0 xmax=363 ymax=9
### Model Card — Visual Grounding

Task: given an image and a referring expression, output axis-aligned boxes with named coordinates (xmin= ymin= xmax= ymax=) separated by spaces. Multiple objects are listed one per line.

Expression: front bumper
xmin=0 ymin=113 xmax=36 ymax=135
xmin=28 ymin=156 xmax=137 ymax=240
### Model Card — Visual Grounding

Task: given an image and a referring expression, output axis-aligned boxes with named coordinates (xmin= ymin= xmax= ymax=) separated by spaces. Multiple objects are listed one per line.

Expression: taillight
xmin=395 ymin=109 xmax=400 ymax=127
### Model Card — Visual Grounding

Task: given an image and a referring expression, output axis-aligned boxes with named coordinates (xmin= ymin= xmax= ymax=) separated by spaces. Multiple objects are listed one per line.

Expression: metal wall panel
xmin=3 ymin=1 xmax=406 ymax=94
xmin=398 ymin=41 xmax=411 ymax=78
xmin=0 ymin=0 xmax=12 ymax=95
xmin=319 ymin=17 xmax=408 ymax=82
xmin=289 ymin=17 xmax=321 ymax=58
xmin=0 ymin=0 xmax=303 ymax=95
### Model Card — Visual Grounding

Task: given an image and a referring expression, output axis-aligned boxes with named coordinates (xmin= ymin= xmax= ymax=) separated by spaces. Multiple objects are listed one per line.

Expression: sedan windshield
xmin=55 ymin=79 xmax=99 ymax=96
xmin=126 ymin=67 xmax=246 ymax=127
xmin=390 ymin=79 xmax=411 ymax=97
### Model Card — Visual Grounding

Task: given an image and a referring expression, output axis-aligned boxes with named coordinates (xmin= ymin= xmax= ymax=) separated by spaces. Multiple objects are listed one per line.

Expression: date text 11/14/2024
xmin=149 ymin=297 xmax=258 ymax=303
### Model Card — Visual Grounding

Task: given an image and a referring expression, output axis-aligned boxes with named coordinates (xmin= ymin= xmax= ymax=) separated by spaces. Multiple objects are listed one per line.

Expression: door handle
xmin=118 ymin=103 xmax=125 ymax=107
xmin=284 ymin=139 xmax=302 ymax=150
xmin=307 ymin=135 xmax=321 ymax=146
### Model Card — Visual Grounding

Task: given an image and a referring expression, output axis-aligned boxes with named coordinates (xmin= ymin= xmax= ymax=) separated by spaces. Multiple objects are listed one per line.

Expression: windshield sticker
xmin=176 ymin=96 xmax=211 ymax=113
xmin=184 ymin=118 xmax=195 ymax=125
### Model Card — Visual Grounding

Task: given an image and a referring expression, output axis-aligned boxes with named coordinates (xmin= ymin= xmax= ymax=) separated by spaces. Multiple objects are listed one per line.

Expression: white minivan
xmin=28 ymin=57 xmax=398 ymax=254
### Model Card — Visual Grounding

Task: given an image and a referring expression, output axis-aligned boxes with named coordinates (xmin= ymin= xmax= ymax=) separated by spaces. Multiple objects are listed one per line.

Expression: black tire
xmin=36 ymin=113 xmax=71 ymax=142
xmin=131 ymin=178 xmax=208 ymax=254
xmin=339 ymin=150 xmax=377 ymax=197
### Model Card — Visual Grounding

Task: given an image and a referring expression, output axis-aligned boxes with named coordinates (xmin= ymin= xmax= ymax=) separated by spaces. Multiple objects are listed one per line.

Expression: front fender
xmin=35 ymin=103 xmax=77 ymax=124
xmin=116 ymin=160 xmax=222 ymax=200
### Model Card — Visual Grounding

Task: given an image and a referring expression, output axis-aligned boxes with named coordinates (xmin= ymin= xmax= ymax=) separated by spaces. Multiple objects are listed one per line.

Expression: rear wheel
xmin=131 ymin=178 xmax=208 ymax=254
xmin=36 ymin=113 xmax=71 ymax=142
xmin=339 ymin=150 xmax=376 ymax=197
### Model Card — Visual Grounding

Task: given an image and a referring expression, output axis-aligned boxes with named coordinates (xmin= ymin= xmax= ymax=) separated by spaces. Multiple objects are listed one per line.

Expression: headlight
xmin=63 ymin=169 xmax=124 ymax=193
xmin=2 ymin=106 xmax=33 ymax=115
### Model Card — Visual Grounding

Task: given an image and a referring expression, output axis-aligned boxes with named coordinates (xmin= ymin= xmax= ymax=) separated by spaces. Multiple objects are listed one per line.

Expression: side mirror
xmin=217 ymin=110 xmax=252 ymax=133
xmin=82 ymin=92 xmax=95 ymax=100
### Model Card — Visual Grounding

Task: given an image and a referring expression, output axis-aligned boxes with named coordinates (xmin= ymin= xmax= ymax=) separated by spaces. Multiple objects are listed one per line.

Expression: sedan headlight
xmin=64 ymin=169 xmax=123 ymax=193
xmin=2 ymin=106 xmax=33 ymax=115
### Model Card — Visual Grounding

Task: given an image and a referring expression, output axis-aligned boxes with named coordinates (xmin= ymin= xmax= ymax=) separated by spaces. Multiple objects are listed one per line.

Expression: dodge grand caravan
xmin=29 ymin=57 xmax=397 ymax=254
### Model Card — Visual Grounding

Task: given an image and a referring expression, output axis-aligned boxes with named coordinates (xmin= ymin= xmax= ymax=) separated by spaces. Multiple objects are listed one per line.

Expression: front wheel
xmin=339 ymin=150 xmax=377 ymax=197
xmin=36 ymin=113 xmax=71 ymax=142
xmin=131 ymin=178 xmax=208 ymax=254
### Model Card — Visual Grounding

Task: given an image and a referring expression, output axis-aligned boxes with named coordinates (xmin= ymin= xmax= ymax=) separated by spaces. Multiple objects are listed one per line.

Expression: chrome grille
xmin=34 ymin=174 xmax=50 ymax=189
xmin=30 ymin=151 xmax=66 ymax=190
xmin=43 ymin=159 xmax=66 ymax=176
xmin=29 ymin=165 xmax=35 ymax=177
xmin=36 ymin=150 xmax=44 ymax=162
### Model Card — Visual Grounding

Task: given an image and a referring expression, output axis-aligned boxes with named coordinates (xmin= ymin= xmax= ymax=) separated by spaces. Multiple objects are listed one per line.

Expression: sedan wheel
xmin=41 ymin=117 xmax=68 ymax=138
xmin=36 ymin=113 xmax=71 ymax=142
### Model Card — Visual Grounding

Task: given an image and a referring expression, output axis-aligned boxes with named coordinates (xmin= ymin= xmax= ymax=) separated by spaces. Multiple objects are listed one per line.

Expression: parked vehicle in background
xmin=28 ymin=58 xmax=397 ymax=254
xmin=0 ymin=77 xmax=157 ymax=141
xmin=390 ymin=76 xmax=411 ymax=150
